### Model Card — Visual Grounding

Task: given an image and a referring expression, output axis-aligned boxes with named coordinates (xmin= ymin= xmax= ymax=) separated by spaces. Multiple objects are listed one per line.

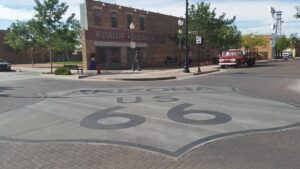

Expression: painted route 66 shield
xmin=0 ymin=85 xmax=299 ymax=157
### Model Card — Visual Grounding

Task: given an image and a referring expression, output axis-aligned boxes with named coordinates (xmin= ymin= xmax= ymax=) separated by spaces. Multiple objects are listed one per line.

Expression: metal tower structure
xmin=270 ymin=6 xmax=283 ymax=36
xmin=269 ymin=6 xmax=283 ymax=58
xmin=275 ymin=10 xmax=283 ymax=36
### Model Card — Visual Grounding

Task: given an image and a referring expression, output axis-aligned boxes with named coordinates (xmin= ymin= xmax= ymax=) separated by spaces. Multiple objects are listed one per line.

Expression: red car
xmin=219 ymin=49 xmax=255 ymax=68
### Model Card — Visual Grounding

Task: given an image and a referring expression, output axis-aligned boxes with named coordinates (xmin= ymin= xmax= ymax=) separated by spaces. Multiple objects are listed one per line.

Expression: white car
xmin=282 ymin=51 xmax=292 ymax=60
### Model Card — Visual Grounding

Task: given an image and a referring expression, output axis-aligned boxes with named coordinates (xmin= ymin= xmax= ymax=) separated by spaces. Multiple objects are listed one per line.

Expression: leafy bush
xmin=54 ymin=67 xmax=72 ymax=75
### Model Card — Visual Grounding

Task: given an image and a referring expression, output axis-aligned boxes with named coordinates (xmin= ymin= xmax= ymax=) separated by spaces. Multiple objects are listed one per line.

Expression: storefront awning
xmin=93 ymin=41 xmax=148 ymax=48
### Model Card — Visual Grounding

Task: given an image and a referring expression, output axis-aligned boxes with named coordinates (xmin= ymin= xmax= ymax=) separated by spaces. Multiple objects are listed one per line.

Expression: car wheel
xmin=235 ymin=60 xmax=240 ymax=68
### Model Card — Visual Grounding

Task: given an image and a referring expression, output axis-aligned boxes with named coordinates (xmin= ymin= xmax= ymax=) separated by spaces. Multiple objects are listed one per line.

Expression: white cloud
xmin=0 ymin=0 xmax=299 ymax=35
xmin=0 ymin=5 xmax=34 ymax=20
xmin=205 ymin=0 xmax=300 ymax=35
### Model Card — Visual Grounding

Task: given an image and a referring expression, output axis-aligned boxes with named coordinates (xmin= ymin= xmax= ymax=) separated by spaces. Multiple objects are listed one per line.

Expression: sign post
xmin=130 ymin=42 xmax=136 ymax=49
xmin=196 ymin=36 xmax=203 ymax=45
xmin=196 ymin=36 xmax=203 ymax=73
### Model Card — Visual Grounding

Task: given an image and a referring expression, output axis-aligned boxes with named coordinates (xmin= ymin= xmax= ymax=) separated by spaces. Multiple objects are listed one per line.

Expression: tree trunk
xmin=31 ymin=47 xmax=35 ymax=68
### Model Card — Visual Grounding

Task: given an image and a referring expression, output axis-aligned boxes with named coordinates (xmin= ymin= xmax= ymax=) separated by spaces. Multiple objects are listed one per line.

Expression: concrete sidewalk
xmin=12 ymin=64 xmax=220 ymax=81
xmin=85 ymin=65 xmax=219 ymax=81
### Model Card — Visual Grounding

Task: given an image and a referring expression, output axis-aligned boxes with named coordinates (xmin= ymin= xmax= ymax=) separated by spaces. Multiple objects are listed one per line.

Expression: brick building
xmin=0 ymin=30 xmax=49 ymax=64
xmin=255 ymin=35 xmax=273 ymax=60
xmin=80 ymin=0 xmax=181 ymax=70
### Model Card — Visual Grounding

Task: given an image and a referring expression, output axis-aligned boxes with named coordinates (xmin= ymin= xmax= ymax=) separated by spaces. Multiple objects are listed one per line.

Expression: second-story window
xmin=127 ymin=14 xmax=133 ymax=29
xmin=111 ymin=12 xmax=118 ymax=28
xmin=94 ymin=9 xmax=101 ymax=26
xmin=140 ymin=16 xmax=145 ymax=31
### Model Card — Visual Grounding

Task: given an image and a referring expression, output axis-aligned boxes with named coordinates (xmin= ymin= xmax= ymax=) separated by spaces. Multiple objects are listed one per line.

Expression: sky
xmin=0 ymin=0 xmax=299 ymax=36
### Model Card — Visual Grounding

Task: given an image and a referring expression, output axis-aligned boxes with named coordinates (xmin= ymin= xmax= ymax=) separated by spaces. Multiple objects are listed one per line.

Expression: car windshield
xmin=223 ymin=51 xmax=241 ymax=56
xmin=0 ymin=59 xmax=6 ymax=63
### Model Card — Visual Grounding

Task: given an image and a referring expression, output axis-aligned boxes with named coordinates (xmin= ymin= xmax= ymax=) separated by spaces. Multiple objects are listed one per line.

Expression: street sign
xmin=130 ymin=42 xmax=136 ymax=49
xmin=196 ymin=36 xmax=203 ymax=45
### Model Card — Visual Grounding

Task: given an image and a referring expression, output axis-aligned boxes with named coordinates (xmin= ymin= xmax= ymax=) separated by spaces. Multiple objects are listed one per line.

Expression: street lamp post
xmin=178 ymin=18 xmax=183 ymax=66
xmin=129 ymin=22 xmax=135 ymax=71
xmin=183 ymin=0 xmax=190 ymax=73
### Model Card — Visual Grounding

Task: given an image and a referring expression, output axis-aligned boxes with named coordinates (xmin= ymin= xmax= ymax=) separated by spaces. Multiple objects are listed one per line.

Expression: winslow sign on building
xmin=86 ymin=28 xmax=163 ymax=43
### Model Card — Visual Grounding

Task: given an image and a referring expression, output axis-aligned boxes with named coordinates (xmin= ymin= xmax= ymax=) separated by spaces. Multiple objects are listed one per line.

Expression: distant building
xmin=251 ymin=35 xmax=299 ymax=60
xmin=255 ymin=35 xmax=273 ymax=60
xmin=0 ymin=30 xmax=31 ymax=64
xmin=80 ymin=0 xmax=181 ymax=70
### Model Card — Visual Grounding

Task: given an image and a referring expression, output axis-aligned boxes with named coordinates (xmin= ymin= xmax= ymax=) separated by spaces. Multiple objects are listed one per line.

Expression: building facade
xmin=80 ymin=0 xmax=181 ymax=70
xmin=0 ymin=30 xmax=33 ymax=64
xmin=256 ymin=35 xmax=273 ymax=60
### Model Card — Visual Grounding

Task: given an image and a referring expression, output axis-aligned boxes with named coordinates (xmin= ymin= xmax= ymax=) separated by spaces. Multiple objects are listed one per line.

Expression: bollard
xmin=97 ymin=66 xmax=101 ymax=74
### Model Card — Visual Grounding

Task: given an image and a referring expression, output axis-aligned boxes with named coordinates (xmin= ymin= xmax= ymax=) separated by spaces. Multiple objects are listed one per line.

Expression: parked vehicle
xmin=282 ymin=51 xmax=292 ymax=60
xmin=164 ymin=56 xmax=178 ymax=65
xmin=218 ymin=49 xmax=255 ymax=68
xmin=0 ymin=59 xmax=11 ymax=71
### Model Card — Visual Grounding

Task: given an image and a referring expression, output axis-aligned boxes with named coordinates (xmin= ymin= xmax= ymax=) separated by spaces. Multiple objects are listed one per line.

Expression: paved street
xmin=0 ymin=60 xmax=300 ymax=169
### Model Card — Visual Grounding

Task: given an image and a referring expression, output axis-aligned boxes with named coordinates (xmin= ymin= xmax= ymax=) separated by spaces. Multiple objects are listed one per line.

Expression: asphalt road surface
xmin=0 ymin=60 xmax=299 ymax=169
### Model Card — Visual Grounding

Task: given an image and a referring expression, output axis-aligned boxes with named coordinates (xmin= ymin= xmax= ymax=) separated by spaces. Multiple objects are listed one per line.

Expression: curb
xmin=41 ymin=74 xmax=87 ymax=80
xmin=192 ymin=69 xmax=220 ymax=76
xmin=110 ymin=76 xmax=177 ymax=81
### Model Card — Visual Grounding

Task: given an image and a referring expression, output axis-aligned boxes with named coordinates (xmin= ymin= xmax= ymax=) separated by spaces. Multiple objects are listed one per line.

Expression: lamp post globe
xmin=130 ymin=22 xmax=135 ymax=30
xmin=178 ymin=18 xmax=184 ymax=27
xmin=178 ymin=18 xmax=184 ymax=66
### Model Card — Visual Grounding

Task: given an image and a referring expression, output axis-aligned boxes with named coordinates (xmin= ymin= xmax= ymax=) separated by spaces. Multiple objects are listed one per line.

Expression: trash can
xmin=89 ymin=57 xmax=96 ymax=70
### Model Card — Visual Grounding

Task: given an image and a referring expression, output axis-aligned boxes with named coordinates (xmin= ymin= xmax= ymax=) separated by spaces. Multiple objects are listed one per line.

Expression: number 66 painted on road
xmin=80 ymin=104 xmax=232 ymax=130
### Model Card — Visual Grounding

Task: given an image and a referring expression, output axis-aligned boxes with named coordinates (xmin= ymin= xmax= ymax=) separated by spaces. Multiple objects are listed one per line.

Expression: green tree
xmin=189 ymin=2 xmax=241 ymax=56
xmin=33 ymin=0 xmax=79 ymax=72
xmin=242 ymin=33 xmax=268 ymax=52
xmin=217 ymin=25 xmax=242 ymax=51
xmin=4 ymin=0 xmax=79 ymax=70
xmin=52 ymin=14 xmax=81 ymax=63
xmin=4 ymin=20 xmax=40 ymax=67
xmin=295 ymin=6 xmax=300 ymax=19
xmin=275 ymin=35 xmax=290 ymax=58
xmin=289 ymin=33 xmax=299 ymax=49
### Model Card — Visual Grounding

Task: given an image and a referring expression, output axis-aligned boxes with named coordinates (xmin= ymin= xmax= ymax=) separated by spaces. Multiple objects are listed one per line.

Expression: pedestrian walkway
xmin=12 ymin=64 xmax=220 ymax=81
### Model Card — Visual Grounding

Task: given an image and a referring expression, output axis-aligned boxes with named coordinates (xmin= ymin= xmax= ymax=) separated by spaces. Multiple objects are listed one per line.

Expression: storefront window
xmin=111 ymin=12 xmax=118 ymax=28
xmin=94 ymin=9 xmax=101 ymax=26
xmin=97 ymin=47 xmax=107 ymax=63
xmin=96 ymin=47 xmax=121 ymax=64
xmin=140 ymin=16 xmax=145 ymax=31
xmin=110 ymin=48 xmax=121 ymax=63
xmin=127 ymin=14 xmax=133 ymax=29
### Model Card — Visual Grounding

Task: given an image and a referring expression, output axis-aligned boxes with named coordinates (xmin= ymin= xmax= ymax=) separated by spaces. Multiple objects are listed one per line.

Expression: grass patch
xmin=54 ymin=67 xmax=72 ymax=75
